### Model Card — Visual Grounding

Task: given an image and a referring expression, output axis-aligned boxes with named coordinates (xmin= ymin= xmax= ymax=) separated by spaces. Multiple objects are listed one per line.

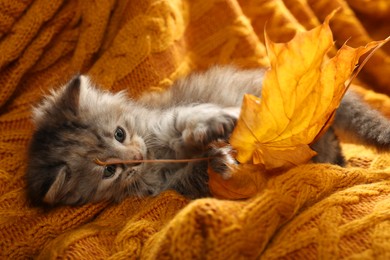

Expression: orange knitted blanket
xmin=1 ymin=0 xmax=390 ymax=259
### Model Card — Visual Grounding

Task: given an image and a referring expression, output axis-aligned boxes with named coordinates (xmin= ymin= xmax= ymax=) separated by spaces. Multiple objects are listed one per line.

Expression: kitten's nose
xmin=132 ymin=153 xmax=143 ymax=166
xmin=134 ymin=153 xmax=143 ymax=161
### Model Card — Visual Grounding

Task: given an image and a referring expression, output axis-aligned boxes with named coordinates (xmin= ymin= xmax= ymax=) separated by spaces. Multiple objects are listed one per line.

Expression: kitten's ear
xmin=62 ymin=75 xmax=81 ymax=115
xmin=32 ymin=75 xmax=83 ymax=126
xmin=43 ymin=165 xmax=69 ymax=205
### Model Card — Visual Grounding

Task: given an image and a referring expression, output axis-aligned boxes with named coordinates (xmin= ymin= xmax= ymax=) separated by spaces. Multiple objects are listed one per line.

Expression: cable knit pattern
xmin=0 ymin=0 xmax=389 ymax=258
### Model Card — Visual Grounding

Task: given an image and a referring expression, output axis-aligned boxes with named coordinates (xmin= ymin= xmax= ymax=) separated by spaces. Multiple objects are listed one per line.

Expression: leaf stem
xmin=94 ymin=157 xmax=213 ymax=166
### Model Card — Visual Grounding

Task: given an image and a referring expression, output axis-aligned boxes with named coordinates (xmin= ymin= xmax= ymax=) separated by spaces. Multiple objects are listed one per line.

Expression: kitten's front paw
xmin=208 ymin=144 xmax=237 ymax=180
xmin=182 ymin=112 xmax=236 ymax=148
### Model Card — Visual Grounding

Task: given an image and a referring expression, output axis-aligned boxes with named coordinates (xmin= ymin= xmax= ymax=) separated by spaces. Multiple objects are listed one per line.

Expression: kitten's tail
xmin=334 ymin=90 xmax=390 ymax=150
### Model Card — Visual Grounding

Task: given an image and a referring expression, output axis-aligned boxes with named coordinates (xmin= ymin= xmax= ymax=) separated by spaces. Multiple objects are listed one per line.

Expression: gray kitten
xmin=26 ymin=66 xmax=390 ymax=206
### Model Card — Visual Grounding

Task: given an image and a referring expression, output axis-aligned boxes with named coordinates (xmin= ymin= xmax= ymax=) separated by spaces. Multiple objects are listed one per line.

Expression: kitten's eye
xmin=114 ymin=126 xmax=126 ymax=143
xmin=103 ymin=165 xmax=117 ymax=179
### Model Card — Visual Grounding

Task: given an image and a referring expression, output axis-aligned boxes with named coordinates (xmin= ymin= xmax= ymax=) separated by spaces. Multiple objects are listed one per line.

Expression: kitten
xmin=26 ymin=66 xmax=390 ymax=206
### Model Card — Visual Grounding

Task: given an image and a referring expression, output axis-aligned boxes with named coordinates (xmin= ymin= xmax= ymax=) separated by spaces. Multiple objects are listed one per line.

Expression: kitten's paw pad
xmin=208 ymin=145 xmax=237 ymax=180
xmin=183 ymin=113 xmax=236 ymax=147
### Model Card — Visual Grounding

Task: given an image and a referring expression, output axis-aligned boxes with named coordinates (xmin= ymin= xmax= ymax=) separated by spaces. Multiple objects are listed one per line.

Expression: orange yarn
xmin=1 ymin=0 xmax=390 ymax=258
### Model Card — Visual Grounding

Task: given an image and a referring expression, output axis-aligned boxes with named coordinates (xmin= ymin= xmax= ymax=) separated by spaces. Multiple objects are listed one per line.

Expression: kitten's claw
xmin=183 ymin=112 xmax=236 ymax=148
xmin=208 ymin=144 xmax=237 ymax=180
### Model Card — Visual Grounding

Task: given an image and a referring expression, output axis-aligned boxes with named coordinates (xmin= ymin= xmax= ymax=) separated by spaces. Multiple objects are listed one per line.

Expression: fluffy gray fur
xmin=26 ymin=66 xmax=390 ymax=206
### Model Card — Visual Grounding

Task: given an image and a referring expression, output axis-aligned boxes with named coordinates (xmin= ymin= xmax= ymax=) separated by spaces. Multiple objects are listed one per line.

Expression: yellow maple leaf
xmin=230 ymin=14 xmax=385 ymax=170
xmin=209 ymin=14 xmax=389 ymax=199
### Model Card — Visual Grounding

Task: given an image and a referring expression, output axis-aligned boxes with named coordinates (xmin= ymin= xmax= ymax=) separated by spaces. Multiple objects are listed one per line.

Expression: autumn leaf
xmin=209 ymin=14 xmax=389 ymax=199
xmin=230 ymin=14 xmax=386 ymax=170
xmin=208 ymin=163 xmax=268 ymax=200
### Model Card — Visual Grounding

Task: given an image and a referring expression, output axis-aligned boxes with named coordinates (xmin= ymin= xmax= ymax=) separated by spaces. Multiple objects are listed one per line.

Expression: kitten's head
xmin=26 ymin=76 xmax=148 ymax=206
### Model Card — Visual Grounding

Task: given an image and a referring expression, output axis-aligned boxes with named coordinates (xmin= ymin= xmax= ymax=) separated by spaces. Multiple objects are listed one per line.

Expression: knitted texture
xmin=1 ymin=0 xmax=390 ymax=258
